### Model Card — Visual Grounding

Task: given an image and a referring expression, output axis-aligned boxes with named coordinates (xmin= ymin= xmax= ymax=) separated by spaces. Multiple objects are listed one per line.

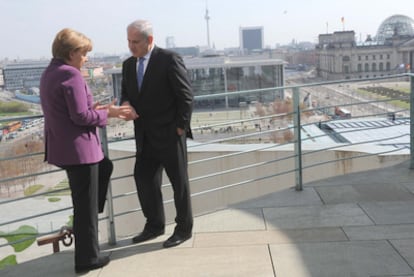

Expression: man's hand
xmin=177 ymin=128 xmax=184 ymax=136
xmin=96 ymin=99 xmax=139 ymax=120
xmin=119 ymin=101 xmax=139 ymax=120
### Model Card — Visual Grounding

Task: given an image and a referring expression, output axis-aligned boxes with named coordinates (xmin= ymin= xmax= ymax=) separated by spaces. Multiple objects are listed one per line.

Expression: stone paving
xmin=2 ymin=160 xmax=414 ymax=276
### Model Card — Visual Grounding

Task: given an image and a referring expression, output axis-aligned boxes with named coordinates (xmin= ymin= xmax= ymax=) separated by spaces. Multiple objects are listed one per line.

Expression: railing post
xmin=410 ymin=51 xmax=414 ymax=169
xmin=100 ymin=127 xmax=117 ymax=245
xmin=293 ymin=87 xmax=303 ymax=190
xmin=223 ymin=67 xmax=229 ymax=108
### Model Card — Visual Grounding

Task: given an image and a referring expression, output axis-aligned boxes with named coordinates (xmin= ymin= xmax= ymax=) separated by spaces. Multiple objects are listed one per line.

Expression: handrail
xmin=0 ymin=72 xmax=412 ymax=255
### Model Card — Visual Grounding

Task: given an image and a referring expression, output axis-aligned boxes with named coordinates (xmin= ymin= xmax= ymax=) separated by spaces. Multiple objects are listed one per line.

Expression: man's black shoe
xmin=163 ymin=233 xmax=192 ymax=248
xmin=132 ymin=229 xmax=165 ymax=244
xmin=75 ymin=255 xmax=110 ymax=273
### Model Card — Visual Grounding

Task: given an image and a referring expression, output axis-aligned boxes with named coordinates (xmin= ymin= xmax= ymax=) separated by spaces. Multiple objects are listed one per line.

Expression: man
xmin=121 ymin=19 xmax=194 ymax=248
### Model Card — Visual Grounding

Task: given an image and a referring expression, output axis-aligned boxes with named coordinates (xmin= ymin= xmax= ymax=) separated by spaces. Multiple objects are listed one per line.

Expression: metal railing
xmin=0 ymin=72 xmax=413 ymax=261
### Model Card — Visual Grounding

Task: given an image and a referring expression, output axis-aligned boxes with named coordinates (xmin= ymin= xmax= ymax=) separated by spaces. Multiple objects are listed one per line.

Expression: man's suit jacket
xmin=121 ymin=46 xmax=193 ymax=150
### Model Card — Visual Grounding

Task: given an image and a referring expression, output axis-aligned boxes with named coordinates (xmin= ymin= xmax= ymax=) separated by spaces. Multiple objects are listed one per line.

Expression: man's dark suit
xmin=121 ymin=46 xmax=193 ymax=236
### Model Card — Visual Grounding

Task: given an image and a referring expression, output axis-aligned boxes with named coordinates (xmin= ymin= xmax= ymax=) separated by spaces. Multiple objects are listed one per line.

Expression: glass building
xmin=107 ymin=55 xmax=285 ymax=109
xmin=376 ymin=14 xmax=414 ymax=43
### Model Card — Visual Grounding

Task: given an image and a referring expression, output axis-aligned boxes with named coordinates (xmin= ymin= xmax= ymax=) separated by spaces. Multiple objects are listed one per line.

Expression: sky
xmin=0 ymin=0 xmax=413 ymax=60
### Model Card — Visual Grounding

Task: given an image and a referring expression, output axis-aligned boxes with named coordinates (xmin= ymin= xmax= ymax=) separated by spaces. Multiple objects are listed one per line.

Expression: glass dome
xmin=376 ymin=14 xmax=414 ymax=42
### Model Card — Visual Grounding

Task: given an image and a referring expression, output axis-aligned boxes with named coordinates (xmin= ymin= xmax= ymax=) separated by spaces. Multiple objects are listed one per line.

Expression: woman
xmin=39 ymin=28 xmax=132 ymax=273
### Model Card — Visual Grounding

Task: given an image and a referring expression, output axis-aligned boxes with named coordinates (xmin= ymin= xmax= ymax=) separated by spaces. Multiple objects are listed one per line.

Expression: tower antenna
xmin=205 ymin=1 xmax=211 ymax=48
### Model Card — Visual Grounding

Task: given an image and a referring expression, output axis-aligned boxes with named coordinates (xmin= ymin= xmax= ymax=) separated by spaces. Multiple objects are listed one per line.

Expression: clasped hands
xmin=94 ymin=100 xmax=183 ymax=135
xmin=94 ymin=99 xmax=139 ymax=120
xmin=118 ymin=101 xmax=185 ymax=135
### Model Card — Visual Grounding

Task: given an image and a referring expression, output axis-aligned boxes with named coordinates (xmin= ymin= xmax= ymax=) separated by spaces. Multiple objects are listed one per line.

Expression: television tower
xmin=205 ymin=4 xmax=211 ymax=48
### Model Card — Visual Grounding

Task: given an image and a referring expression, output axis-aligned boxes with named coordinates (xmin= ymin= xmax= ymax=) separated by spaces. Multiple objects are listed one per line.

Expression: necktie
xmin=137 ymin=57 xmax=145 ymax=90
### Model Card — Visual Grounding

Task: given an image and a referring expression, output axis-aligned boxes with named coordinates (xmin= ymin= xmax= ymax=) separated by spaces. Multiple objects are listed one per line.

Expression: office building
xmin=3 ymin=61 xmax=49 ymax=91
xmin=0 ymin=68 xmax=4 ymax=88
xmin=2 ymin=60 xmax=104 ymax=95
xmin=165 ymin=36 xmax=176 ymax=49
xmin=107 ymin=55 xmax=285 ymax=108
xmin=169 ymin=47 xmax=200 ymax=57
xmin=240 ymin=26 xmax=264 ymax=54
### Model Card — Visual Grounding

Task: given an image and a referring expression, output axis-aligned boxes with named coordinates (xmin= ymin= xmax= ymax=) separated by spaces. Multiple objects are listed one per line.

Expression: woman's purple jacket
xmin=39 ymin=58 xmax=108 ymax=166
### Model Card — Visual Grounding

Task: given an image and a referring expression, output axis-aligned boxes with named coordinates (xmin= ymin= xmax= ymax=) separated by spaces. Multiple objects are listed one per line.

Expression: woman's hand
xmin=93 ymin=101 xmax=107 ymax=110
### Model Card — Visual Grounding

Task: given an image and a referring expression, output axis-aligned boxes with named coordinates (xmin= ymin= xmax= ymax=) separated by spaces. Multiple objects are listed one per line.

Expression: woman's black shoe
xmin=75 ymin=256 xmax=110 ymax=273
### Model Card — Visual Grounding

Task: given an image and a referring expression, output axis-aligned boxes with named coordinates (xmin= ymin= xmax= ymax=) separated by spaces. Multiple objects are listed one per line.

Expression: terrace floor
xmin=3 ymin=160 xmax=414 ymax=277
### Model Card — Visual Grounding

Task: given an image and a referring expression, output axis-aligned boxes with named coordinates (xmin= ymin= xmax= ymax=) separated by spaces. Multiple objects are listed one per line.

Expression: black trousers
xmin=134 ymin=135 xmax=193 ymax=235
xmin=62 ymin=157 xmax=113 ymax=266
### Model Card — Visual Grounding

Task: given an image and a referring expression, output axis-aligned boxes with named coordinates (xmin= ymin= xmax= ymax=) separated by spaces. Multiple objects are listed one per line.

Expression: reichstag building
xmin=316 ymin=14 xmax=414 ymax=80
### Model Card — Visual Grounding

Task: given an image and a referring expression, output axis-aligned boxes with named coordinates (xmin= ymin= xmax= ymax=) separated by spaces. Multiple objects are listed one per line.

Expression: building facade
xmin=3 ymin=60 xmax=104 ymax=96
xmin=239 ymin=26 xmax=264 ymax=54
xmin=107 ymin=55 xmax=285 ymax=109
xmin=316 ymin=15 xmax=414 ymax=80
xmin=3 ymin=61 xmax=49 ymax=91
xmin=0 ymin=68 xmax=4 ymax=89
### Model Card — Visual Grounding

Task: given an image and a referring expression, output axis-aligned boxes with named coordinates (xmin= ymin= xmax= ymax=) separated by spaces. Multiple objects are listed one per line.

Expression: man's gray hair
xmin=127 ymin=20 xmax=153 ymax=38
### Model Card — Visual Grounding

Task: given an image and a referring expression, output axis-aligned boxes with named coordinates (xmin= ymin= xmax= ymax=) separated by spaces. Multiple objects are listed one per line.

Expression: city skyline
xmin=0 ymin=0 xmax=413 ymax=60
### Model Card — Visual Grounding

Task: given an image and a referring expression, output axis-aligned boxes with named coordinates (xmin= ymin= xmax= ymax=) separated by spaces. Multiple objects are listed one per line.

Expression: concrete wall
xmin=98 ymin=142 xmax=409 ymax=241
